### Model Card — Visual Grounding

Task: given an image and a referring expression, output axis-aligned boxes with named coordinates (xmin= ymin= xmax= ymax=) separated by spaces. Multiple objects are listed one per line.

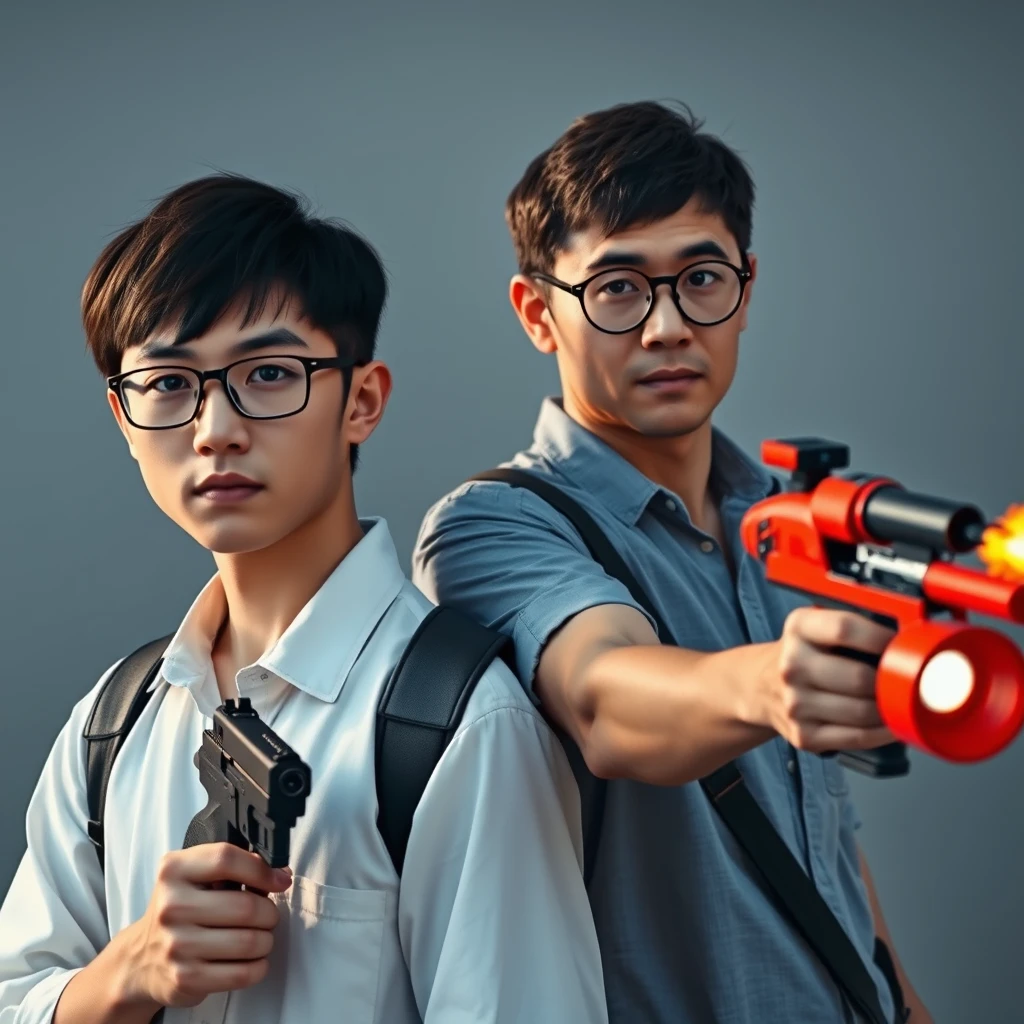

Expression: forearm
xmin=580 ymin=640 xmax=777 ymax=785
xmin=52 ymin=929 xmax=160 ymax=1024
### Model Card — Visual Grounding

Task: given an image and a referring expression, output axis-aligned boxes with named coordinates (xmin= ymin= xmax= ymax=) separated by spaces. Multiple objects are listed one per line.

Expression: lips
xmin=194 ymin=473 xmax=264 ymax=496
xmin=637 ymin=367 xmax=704 ymax=384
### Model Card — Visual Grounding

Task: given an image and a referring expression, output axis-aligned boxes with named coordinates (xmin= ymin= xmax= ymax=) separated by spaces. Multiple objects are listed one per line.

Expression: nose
xmin=192 ymin=380 xmax=251 ymax=455
xmin=639 ymin=283 xmax=696 ymax=350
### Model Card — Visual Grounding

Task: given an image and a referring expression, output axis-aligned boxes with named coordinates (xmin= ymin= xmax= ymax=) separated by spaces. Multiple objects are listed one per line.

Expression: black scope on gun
xmin=860 ymin=484 xmax=987 ymax=554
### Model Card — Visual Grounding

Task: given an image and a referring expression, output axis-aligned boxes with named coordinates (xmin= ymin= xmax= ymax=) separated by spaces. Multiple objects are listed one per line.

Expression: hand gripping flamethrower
xmin=740 ymin=437 xmax=1024 ymax=777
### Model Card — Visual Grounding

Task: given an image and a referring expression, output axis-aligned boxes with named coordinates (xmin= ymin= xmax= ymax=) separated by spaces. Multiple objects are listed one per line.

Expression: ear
xmin=344 ymin=361 xmax=392 ymax=446
xmin=107 ymin=389 xmax=139 ymax=461
xmin=737 ymin=252 xmax=757 ymax=333
xmin=509 ymin=274 xmax=559 ymax=355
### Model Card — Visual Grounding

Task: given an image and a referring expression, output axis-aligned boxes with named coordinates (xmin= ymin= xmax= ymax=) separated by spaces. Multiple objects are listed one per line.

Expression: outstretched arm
xmin=414 ymin=482 xmax=895 ymax=786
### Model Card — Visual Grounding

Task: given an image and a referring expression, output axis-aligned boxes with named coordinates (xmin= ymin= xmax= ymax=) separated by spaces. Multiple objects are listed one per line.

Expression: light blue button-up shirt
xmin=413 ymin=397 xmax=896 ymax=1024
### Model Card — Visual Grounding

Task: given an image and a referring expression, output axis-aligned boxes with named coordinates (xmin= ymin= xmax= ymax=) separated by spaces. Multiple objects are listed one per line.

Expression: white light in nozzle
xmin=919 ymin=650 xmax=975 ymax=713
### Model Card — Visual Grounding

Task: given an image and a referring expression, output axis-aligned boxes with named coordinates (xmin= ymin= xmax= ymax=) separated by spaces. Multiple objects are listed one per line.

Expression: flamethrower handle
xmin=776 ymin=589 xmax=912 ymax=778
xmin=820 ymin=645 xmax=910 ymax=777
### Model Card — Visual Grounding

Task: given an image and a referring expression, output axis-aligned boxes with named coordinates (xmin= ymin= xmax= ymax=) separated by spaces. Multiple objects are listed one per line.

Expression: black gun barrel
xmin=214 ymin=699 xmax=311 ymax=800
xmin=862 ymin=485 xmax=986 ymax=553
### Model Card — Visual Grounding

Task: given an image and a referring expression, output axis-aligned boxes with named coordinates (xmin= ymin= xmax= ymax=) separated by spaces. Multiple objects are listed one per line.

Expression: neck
xmin=563 ymin=398 xmax=718 ymax=530
xmin=211 ymin=486 xmax=365 ymax=677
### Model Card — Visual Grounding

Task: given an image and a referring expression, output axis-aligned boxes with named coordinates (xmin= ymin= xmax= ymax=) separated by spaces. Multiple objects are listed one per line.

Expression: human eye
xmin=594 ymin=274 xmax=642 ymax=298
xmin=685 ymin=268 xmax=723 ymax=289
xmin=246 ymin=361 xmax=301 ymax=386
xmin=146 ymin=372 xmax=194 ymax=394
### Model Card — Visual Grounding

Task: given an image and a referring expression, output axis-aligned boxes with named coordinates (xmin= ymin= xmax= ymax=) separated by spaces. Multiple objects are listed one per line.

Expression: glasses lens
xmin=118 ymin=367 xmax=201 ymax=428
xmin=226 ymin=356 xmax=308 ymax=418
xmin=583 ymin=270 xmax=653 ymax=332
xmin=676 ymin=261 xmax=743 ymax=325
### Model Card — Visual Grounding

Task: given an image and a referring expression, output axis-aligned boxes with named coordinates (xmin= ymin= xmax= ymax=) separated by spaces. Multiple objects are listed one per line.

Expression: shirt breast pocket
xmin=267 ymin=875 xmax=389 ymax=1022
xmin=820 ymin=756 xmax=850 ymax=797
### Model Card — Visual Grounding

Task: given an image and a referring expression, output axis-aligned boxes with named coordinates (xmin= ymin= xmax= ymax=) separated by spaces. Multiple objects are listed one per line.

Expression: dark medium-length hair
xmin=82 ymin=172 xmax=389 ymax=469
xmin=505 ymin=100 xmax=756 ymax=276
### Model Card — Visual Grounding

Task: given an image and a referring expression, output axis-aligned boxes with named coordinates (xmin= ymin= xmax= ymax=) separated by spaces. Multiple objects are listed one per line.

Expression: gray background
xmin=1 ymin=0 xmax=1021 ymax=1019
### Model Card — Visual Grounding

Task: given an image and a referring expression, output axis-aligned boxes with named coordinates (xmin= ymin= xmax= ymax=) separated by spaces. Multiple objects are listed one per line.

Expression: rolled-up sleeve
xmin=397 ymin=681 xmax=608 ymax=1023
xmin=412 ymin=481 xmax=657 ymax=698
xmin=0 ymin=671 xmax=115 ymax=1023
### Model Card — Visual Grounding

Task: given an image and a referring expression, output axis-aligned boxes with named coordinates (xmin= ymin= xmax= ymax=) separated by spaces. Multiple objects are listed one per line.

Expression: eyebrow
xmin=136 ymin=327 xmax=311 ymax=363
xmin=585 ymin=239 xmax=731 ymax=272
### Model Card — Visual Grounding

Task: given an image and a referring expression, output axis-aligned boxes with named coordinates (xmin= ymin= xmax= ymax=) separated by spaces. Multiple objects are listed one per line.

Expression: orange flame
xmin=978 ymin=504 xmax=1024 ymax=582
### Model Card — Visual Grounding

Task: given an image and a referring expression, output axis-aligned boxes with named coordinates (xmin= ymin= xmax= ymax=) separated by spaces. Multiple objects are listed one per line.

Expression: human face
xmin=511 ymin=197 xmax=757 ymax=441
xmin=107 ymin=300 xmax=390 ymax=555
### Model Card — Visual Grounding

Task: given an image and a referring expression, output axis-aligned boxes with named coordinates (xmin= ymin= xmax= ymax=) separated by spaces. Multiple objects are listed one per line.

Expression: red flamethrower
xmin=741 ymin=437 xmax=1024 ymax=773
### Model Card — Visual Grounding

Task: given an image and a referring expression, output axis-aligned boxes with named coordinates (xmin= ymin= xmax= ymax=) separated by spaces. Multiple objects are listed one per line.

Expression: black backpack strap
xmin=468 ymin=467 xmax=895 ymax=1024
xmin=700 ymin=762 xmax=900 ymax=1024
xmin=82 ymin=635 xmax=172 ymax=872
xmin=375 ymin=605 xmax=511 ymax=876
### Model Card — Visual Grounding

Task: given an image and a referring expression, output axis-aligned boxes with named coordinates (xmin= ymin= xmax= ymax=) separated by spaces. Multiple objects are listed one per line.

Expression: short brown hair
xmin=505 ymin=100 xmax=755 ymax=276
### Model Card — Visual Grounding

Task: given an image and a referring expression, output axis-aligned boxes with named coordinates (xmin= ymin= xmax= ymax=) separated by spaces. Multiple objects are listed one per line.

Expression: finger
xmin=247 ymin=866 xmax=290 ymax=900
xmin=783 ymin=690 xmax=887 ymax=730
xmin=167 ymin=924 xmax=275 ymax=963
xmin=161 ymin=888 xmax=281 ymax=931
xmin=174 ymin=844 xmax=292 ymax=892
xmin=796 ymin=647 xmax=881 ymax=700
xmin=792 ymin=608 xmax=895 ymax=657
xmin=168 ymin=958 xmax=271 ymax=1003
xmin=788 ymin=723 xmax=898 ymax=753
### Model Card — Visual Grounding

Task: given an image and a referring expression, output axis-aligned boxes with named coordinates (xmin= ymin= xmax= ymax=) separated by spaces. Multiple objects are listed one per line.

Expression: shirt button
xmin=787 ymin=759 xmax=797 ymax=774
xmin=664 ymin=498 xmax=677 ymax=512
xmin=699 ymin=539 xmax=714 ymax=553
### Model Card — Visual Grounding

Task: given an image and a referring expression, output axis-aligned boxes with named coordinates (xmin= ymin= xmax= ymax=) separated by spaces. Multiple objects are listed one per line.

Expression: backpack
xmin=82 ymin=604 xmax=510 ymax=879
xmin=466 ymin=467 xmax=909 ymax=1024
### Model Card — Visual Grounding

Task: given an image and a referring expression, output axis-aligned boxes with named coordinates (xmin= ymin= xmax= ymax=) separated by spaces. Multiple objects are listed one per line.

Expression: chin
xmin=187 ymin=523 xmax=288 ymax=556
xmin=629 ymin=406 xmax=712 ymax=438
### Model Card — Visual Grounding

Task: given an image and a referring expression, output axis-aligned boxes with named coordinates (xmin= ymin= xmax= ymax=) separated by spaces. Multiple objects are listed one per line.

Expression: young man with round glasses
xmin=413 ymin=102 xmax=934 ymax=1023
xmin=0 ymin=174 xmax=607 ymax=1023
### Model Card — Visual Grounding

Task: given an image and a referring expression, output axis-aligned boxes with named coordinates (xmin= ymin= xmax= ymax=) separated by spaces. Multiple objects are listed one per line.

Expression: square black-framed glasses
xmin=107 ymin=353 xmax=357 ymax=430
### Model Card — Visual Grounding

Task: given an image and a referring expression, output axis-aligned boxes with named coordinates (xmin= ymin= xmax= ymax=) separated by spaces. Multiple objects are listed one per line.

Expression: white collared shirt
xmin=0 ymin=519 xmax=607 ymax=1024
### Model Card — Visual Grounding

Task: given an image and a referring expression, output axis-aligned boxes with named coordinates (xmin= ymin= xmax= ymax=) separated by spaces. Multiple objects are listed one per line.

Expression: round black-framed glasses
xmin=532 ymin=258 xmax=752 ymax=335
xmin=107 ymin=354 xmax=357 ymax=430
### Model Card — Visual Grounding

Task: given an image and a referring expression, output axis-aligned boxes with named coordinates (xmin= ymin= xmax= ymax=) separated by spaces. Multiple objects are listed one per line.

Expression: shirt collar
xmin=530 ymin=396 xmax=776 ymax=526
xmin=153 ymin=517 xmax=406 ymax=706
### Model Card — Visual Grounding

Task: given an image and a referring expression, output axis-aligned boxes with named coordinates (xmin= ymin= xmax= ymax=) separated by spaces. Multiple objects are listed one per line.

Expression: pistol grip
xmin=183 ymin=795 xmax=225 ymax=850
xmin=182 ymin=797 xmax=244 ymax=890
xmin=821 ymin=646 xmax=911 ymax=778
xmin=829 ymin=742 xmax=911 ymax=777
